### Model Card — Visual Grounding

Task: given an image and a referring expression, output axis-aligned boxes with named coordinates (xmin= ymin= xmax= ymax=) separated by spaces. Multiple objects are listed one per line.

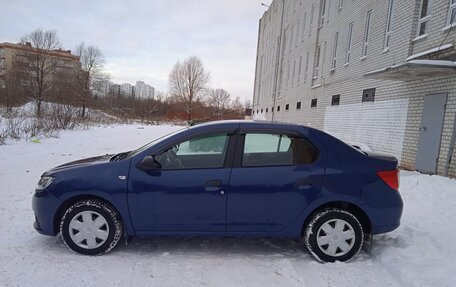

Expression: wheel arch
xmin=53 ymin=194 xmax=123 ymax=236
xmin=300 ymin=201 xmax=372 ymax=236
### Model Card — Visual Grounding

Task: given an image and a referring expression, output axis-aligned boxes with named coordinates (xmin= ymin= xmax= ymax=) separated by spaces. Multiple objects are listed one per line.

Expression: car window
xmin=155 ymin=133 xmax=229 ymax=170
xmin=242 ymin=133 xmax=318 ymax=167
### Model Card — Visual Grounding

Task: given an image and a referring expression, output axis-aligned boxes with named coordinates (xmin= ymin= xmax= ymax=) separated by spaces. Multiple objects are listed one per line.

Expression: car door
xmin=128 ymin=130 xmax=236 ymax=233
xmin=227 ymin=127 xmax=326 ymax=233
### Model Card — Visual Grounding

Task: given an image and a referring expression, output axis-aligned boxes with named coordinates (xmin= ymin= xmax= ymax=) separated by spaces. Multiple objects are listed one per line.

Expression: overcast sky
xmin=0 ymin=0 xmax=269 ymax=101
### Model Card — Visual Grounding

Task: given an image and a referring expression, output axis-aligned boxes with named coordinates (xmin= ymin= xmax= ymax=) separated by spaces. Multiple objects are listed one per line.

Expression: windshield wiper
xmin=110 ymin=151 xmax=130 ymax=162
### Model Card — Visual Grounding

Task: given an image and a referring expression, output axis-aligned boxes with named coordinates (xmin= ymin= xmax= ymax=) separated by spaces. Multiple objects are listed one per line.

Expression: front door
xmin=128 ymin=132 xmax=233 ymax=232
xmin=415 ymin=93 xmax=447 ymax=174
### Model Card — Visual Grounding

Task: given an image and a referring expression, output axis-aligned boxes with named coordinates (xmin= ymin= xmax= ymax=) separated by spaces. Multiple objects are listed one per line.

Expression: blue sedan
xmin=32 ymin=120 xmax=403 ymax=262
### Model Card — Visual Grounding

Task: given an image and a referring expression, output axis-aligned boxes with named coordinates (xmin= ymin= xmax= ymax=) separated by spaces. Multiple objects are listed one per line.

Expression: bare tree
xmin=168 ymin=56 xmax=209 ymax=121
xmin=73 ymin=42 xmax=105 ymax=118
xmin=207 ymin=88 xmax=231 ymax=118
xmin=244 ymin=99 xmax=252 ymax=109
xmin=19 ymin=29 xmax=61 ymax=117
xmin=0 ymin=61 xmax=26 ymax=112
xmin=231 ymin=96 xmax=244 ymax=116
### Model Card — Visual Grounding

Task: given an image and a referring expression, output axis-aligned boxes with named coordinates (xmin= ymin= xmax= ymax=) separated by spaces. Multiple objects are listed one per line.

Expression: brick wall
xmin=253 ymin=0 xmax=456 ymax=177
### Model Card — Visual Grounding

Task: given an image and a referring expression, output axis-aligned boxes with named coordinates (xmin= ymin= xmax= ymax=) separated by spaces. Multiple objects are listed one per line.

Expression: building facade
xmin=0 ymin=42 xmax=81 ymax=105
xmin=121 ymin=83 xmax=133 ymax=97
xmin=135 ymin=80 xmax=155 ymax=99
xmin=253 ymin=0 xmax=456 ymax=177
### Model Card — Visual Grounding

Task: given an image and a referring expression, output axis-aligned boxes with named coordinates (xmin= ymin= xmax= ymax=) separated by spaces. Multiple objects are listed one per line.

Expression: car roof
xmin=192 ymin=120 xmax=307 ymax=129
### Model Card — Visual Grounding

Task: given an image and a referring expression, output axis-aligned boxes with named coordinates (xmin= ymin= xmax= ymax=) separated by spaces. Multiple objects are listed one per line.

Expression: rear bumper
xmin=368 ymin=204 xmax=403 ymax=235
xmin=32 ymin=189 xmax=62 ymax=236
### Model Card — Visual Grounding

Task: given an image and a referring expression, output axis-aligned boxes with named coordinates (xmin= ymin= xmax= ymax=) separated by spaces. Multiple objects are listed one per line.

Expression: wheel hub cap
xmin=68 ymin=211 xmax=109 ymax=249
xmin=316 ymin=219 xmax=356 ymax=257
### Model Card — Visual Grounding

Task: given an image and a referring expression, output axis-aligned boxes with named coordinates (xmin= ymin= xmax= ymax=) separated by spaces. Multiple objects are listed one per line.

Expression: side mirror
xmin=137 ymin=156 xmax=161 ymax=171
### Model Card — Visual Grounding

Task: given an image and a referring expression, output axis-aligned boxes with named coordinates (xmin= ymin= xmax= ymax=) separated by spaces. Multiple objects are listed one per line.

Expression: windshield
xmin=127 ymin=127 xmax=188 ymax=158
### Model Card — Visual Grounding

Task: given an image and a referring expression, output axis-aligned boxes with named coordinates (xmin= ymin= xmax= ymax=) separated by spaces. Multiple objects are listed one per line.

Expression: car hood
xmin=45 ymin=154 xmax=113 ymax=175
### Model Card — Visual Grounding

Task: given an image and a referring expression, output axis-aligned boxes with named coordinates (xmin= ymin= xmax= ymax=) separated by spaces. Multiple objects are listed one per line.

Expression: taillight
xmin=377 ymin=170 xmax=399 ymax=191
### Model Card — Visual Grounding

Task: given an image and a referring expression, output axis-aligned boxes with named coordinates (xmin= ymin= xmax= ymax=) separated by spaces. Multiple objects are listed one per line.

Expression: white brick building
xmin=253 ymin=0 xmax=456 ymax=177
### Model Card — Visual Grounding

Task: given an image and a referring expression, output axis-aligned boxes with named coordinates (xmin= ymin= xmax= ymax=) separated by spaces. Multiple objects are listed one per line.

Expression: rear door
xmin=226 ymin=127 xmax=326 ymax=233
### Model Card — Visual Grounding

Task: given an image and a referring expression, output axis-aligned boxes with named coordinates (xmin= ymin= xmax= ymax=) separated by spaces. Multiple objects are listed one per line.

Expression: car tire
xmin=60 ymin=199 xmax=123 ymax=255
xmin=304 ymin=208 xmax=363 ymax=263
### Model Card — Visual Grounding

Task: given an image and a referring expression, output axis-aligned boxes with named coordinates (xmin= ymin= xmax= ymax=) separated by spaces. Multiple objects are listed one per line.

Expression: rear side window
xmin=242 ymin=133 xmax=319 ymax=167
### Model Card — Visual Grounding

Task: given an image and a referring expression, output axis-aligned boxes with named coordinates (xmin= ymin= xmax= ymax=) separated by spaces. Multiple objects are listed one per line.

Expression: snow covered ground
xmin=0 ymin=124 xmax=455 ymax=287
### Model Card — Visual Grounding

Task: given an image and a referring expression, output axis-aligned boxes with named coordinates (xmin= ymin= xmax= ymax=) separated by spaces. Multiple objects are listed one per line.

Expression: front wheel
xmin=60 ymin=199 xmax=123 ymax=255
xmin=304 ymin=208 xmax=363 ymax=262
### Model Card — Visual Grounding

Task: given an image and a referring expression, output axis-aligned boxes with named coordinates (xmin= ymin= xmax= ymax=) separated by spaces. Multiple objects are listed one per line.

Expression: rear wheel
xmin=60 ymin=199 xmax=123 ymax=255
xmin=304 ymin=208 xmax=363 ymax=262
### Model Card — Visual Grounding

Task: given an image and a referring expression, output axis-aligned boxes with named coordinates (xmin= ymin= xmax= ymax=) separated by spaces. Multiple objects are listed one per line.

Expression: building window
xmin=297 ymin=19 xmax=301 ymax=45
xmin=448 ymin=0 xmax=456 ymax=26
xmin=296 ymin=101 xmax=302 ymax=110
xmin=384 ymin=0 xmax=395 ymax=49
xmin=298 ymin=56 xmax=303 ymax=83
xmin=346 ymin=22 xmax=354 ymax=64
xmin=302 ymin=12 xmax=307 ymax=40
xmin=311 ymin=99 xmax=318 ymax=108
xmin=266 ymin=108 xmax=269 ymax=113
xmin=314 ymin=45 xmax=321 ymax=78
xmin=305 ymin=51 xmax=310 ymax=82
xmin=292 ymin=60 xmax=296 ymax=85
xmin=362 ymin=10 xmax=372 ymax=57
xmin=289 ymin=25 xmax=294 ymax=51
xmin=285 ymin=104 xmax=290 ymax=111
xmin=309 ymin=4 xmax=315 ymax=36
xmin=417 ymin=0 xmax=433 ymax=37
xmin=0 ymin=48 xmax=4 ymax=57
xmin=319 ymin=0 xmax=327 ymax=27
xmin=0 ymin=79 xmax=5 ymax=89
xmin=261 ymin=109 xmax=264 ymax=113
xmin=362 ymin=88 xmax=376 ymax=102
xmin=277 ymin=106 xmax=281 ymax=112
xmin=286 ymin=63 xmax=291 ymax=87
xmin=331 ymin=95 xmax=340 ymax=106
xmin=338 ymin=0 xmax=343 ymax=10
xmin=331 ymin=32 xmax=339 ymax=70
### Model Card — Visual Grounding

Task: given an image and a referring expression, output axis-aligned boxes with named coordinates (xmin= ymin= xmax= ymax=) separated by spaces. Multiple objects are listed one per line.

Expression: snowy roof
xmin=405 ymin=43 xmax=453 ymax=61
xmin=364 ymin=59 xmax=456 ymax=81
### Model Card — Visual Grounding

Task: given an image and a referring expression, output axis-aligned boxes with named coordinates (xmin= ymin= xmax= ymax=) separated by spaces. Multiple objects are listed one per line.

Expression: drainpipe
xmin=444 ymin=113 xmax=456 ymax=177
xmin=271 ymin=0 xmax=286 ymax=123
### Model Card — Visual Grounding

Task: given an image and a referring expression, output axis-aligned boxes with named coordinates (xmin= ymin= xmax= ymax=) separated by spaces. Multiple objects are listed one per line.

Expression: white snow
xmin=1 ymin=124 xmax=456 ymax=286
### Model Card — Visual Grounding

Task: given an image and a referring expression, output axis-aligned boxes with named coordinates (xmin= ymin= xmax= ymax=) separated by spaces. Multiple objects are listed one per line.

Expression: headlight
xmin=36 ymin=176 xmax=54 ymax=191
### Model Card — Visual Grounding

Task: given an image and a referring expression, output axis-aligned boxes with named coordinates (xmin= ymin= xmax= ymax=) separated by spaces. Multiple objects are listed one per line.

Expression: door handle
xmin=204 ymin=179 xmax=223 ymax=191
xmin=296 ymin=178 xmax=313 ymax=189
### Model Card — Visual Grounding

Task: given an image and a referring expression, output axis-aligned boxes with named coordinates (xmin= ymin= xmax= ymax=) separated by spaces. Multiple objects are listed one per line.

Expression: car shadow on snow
xmin=115 ymin=236 xmax=311 ymax=258
xmin=33 ymin=233 xmax=406 ymax=262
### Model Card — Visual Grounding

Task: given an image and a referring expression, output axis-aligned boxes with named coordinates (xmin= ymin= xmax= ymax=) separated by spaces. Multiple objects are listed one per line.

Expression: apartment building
xmin=253 ymin=0 xmax=456 ymax=176
xmin=0 ymin=42 xmax=80 ymax=83
xmin=0 ymin=41 xmax=81 ymax=106
xmin=121 ymin=83 xmax=133 ymax=97
xmin=135 ymin=80 xmax=155 ymax=99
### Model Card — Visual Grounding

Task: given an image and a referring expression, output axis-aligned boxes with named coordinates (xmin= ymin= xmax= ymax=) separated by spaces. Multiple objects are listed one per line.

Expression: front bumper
xmin=32 ymin=189 xmax=62 ymax=236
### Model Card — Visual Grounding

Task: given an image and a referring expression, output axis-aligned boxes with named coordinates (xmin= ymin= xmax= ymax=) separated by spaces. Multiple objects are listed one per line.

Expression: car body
xmin=32 ymin=120 xmax=403 ymax=262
